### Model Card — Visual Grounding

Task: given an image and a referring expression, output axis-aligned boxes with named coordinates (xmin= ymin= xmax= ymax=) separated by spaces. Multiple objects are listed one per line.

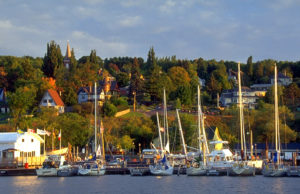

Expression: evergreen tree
xmin=247 ymin=56 xmax=253 ymax=78
xmin=70 ymin=48 xmax=77 ymax=72
xmin=42 ymin=41 xmax=63 ymax=78
xmin=129 ymin=58 xmax=143 ymax=98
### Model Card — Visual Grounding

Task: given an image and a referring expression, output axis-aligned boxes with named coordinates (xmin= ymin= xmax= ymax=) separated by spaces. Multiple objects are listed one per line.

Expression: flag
xmin=17 ymin=129 xmax=24 ymax=134
xmin=37 ymin=129 xmax=47 ymax=135
xmin=96 ymin=145 xmax=101 ymax=156
xmin=100 ymin=121 xmax=104 ymax=133
xmin=160 ymin=127 xmax=164 ymax=132
xmin=27 ymin=128 xmax=35 ymax=133
xmin=58 ymin=130 xmax=61 ymax=141
xmin=45 ymin=130 xmax=51 ymax=136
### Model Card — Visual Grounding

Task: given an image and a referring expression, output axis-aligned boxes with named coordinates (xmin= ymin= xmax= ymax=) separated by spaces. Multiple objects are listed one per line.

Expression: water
xmin=1 ymin=175 xmax=299 ymax=194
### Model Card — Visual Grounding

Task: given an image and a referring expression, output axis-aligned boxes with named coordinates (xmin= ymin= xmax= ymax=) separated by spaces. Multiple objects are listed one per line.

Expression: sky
xmin=0 ymin=0 xmax=300 ymax=62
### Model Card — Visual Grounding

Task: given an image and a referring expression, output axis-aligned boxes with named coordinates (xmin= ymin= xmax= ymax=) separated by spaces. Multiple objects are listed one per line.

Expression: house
xmin=0 ymin=88 xmax=9 ymax=113
xmin=219 ymin=87 xmax=258 ymax=109
xmin=77 ymin=85 xmax=105 ymax=104
xmin=250 ymin=84 xmax=273 ymax=97
xmin=270 ymin=72 xmax=292 ymax=86
xmin=0 ymin=132 xmax=44 ymax=166
xmin=39 ymin=89 xmax=65 ymax=113
xmin=77 ymin=77 xmax=119 ymax=104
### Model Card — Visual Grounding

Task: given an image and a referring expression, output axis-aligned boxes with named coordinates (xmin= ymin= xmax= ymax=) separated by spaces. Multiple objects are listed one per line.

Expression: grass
xmin=120 ymin=111 xmax=144 ymax=119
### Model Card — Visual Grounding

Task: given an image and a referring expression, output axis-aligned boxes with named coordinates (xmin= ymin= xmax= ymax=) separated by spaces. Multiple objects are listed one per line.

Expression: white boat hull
xmin=78 ymin=167 xmax=105 ymax=176
xmin=36 ymin=168 xmax=58 ymax=177
xmin=263 ymin=167 xmax=287 ymax=177
xmin=149 ymin=165 xmax=173 ymax=176
xmin=229 ymin=165 xmax=255 ymax=176
xmin=186 ymin=167 xmax=207 ymax=176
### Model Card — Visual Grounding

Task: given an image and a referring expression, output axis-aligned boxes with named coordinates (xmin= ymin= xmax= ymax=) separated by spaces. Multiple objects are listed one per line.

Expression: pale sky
xmin=0 ymin=0 xmax=300 ymax=62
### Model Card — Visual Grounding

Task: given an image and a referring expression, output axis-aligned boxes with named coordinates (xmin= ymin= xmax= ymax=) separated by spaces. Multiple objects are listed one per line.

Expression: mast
xmin=94 ymin=82 xmax=97 ymax=153
xmin=238 ymin=62 xmax=247 ymax=160
xmin=163 ymin=88 xmax=170 ymax=153
xmin=176 ymin=109 xmax=187 ymax=157
xmin=156 ymin=112 xmax=164 ymax=155
xmin=197 ymin=85 xmax=202 ymax=153
xmin=274 ymin=64 xmax=281 ymax=165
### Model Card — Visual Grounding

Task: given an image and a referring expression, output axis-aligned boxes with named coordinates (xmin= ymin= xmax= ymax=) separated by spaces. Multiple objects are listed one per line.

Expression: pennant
xmin=58 ymin=130 xmax=61 ymax=141
xmin=17 ymin=129 xmax=24 ymax=134
xmin=37 ymin=129 xmax=47 ymax=135
xmin=27 ymin=128 xmax=35 ymax=133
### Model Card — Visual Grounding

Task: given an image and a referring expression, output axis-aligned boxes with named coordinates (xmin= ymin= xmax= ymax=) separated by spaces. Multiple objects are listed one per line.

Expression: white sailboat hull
xmin=229 ymin=165 xmax=255 ymax=176
xmin=149 ymin=165 xmax=173 ymax=176
xmin=263 ymin=166 xmax=287 ymax=177
xmin=186 ymin=167 xmax=207 ymax=176
xmin=78 ymin=167 xmax=105 ymax=176
xmin=36 ymin=168 xmax=58 ymax=177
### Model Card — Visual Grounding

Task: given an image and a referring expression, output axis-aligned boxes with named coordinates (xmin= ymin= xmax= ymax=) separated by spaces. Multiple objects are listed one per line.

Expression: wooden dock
xmin=0 ymin=168 xmax=37 ymax=176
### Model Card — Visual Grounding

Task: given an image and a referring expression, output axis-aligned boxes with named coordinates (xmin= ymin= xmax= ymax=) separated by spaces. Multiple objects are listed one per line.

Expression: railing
xmin=0 ymin=156 xmax=45 ymax=168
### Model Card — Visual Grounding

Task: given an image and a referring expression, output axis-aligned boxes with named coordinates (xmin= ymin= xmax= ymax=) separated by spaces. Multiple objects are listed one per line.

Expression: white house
xmin=39 ymin=89 xmax=65 ymax=113
xmin=271 ymin=72 xmax=292 ymax=86
xmin=77 ymin=86 xmax=105 ymax=104
xmin=0 ymin=132 xmax=44 ymax=160
xmin=199 ymin=78 xmax=206 ymax=88
xmin=220 ymin=87 xmax=258 ymax=109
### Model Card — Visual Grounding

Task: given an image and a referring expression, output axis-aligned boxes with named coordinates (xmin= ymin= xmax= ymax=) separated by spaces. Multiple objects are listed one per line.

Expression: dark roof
xmin=47 ymin=89 xmax=64 ymax=106
xmin=98 ymin=80 xmax=119 ymax=91
xmin=270 ymin=72 xmax=291 ymax=79
xmin=77 ymin=86 xmax=104 ymax=95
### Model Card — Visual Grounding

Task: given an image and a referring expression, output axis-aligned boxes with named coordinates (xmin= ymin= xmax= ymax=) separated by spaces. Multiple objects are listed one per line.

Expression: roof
xmin=0 ymin=132 xmax=44 ymax=143
xmin=77 ymin=86 xmax=104 ymax=95
xmin=47 ymin=89 xmax=64 ymax=106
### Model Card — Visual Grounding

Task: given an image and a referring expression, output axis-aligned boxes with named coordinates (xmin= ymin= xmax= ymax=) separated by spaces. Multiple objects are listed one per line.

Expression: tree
xmin=103 ymin=102 xmax=117 ymax=117
xmin=116 ymin=72 xmax=130 ymax=87
xmin=42 ymin=41 xmax=63 ymax=78
xmin=7 ymin=85 xmax=37 ymax=128
xmin=129 ymin=58 xmax=143 ymax=98
xmin=168 ymin=66 xmax=191 ymax=87
xmin=284 ymin=83 xmax=300 ymax=105
xmin=247 ymin=56 xmax=253 ymax=78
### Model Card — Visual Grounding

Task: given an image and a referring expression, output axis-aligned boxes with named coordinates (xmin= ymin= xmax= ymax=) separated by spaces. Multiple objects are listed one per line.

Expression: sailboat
xmin=187 ymin=86 xmax=209 ymax=176
xmin=263 ymin=64 xmax=287 ymax=177
xmin=228 ymin=62 xmax=255 ymax=176
xmin=78 ymin=82 xmax=105 ymax=176
xmin=149 ymin=112 xmax=174 ymax=176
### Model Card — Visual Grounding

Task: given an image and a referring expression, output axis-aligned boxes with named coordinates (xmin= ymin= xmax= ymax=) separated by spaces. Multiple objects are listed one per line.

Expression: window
xmin=81 ymin=95 xmax=85 ymax=100
xmin=28 ymin=152 xmax=31 ymax=157
xmin=32 ymin=151 xmax=35 ymax=157
xmin=43 ymin=99 xmax=47 ymax=103
xmin=22 ymin=139 xmax=24 ymax=142
xmin=31 ymin=139 xmax=34 ymax=143
xmin=49 ymin=99 xmax=53 ymax=103
xmin=20 ymin=152 xmax=23 ymax=157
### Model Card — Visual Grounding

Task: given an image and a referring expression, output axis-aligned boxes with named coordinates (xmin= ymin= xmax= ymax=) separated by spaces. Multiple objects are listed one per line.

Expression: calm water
xmin=1 ymin=175 xmax=299 ymax=194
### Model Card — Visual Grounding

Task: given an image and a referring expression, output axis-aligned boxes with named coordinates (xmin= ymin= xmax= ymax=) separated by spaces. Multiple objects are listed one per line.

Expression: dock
xmin=0 ymin=168 xmax=37 ymax=176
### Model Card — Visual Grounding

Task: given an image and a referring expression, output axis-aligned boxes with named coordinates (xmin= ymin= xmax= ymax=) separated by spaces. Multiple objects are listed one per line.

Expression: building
xmin=63 ymin=42 xmax=71 ymax=69
xmin=0 ymin=88 xmax=9 ymax=113
xmin=250 ymin=84 xmax=272 ymax=97
xmin=77 ymin=77 xmax=119 ymax=104
xmin=199 ymin=78 xmax=205 ymax=88
xmin=77 ymin=85 xmax=105 ymax=104
xmin=219 ymin=87 xmax=258 ymax=108
xmin=0 ymin=132 xmax=44 ymax=167
xmin=39 ymin=89 xmax=65 ymax=113
xmin=270 ymin=72 xmax=292 ymax=86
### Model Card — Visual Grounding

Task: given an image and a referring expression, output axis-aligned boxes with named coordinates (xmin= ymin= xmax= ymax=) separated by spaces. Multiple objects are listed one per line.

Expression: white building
xmin=0 ymin=132 xmax=44 ymax=160
xmin=39 ymin=89 xmax=65 ymax=113
xmin=220 ymin=87 xmax=258 ymax=109
xmin=270 ymin=72 xmax=292 ymax=86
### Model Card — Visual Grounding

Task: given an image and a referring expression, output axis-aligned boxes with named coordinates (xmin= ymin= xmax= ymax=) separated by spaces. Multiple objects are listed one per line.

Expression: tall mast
xmin=156 ymin=112 xmax=163 ymax=155
xmin=274 ymin=64 xmax=281 ymax=165
xmin=238 ymin=62 xmax=246 ymax=159
xmin=94 ymin=82 xmax=97 ymax=153
xmin=163 ymin=88 xmax=170 ymax=153
xmin=176 ymin=109 xmax=187 ymax=157
xmin=197 ymin=85 xmax=202 ymax=152
xmin=199 ymin=85 xmax=209 ymax=157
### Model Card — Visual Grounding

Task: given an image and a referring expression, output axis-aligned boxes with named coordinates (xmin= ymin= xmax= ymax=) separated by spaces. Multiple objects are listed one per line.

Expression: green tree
xmin=42 ymin=41 xmax=63 ymax=78
xmin=284 ymin=83 xmax=300 ymax=105
xmin=129 ymin=58 xmax=143 ymax=98
xmin=103 ymin=102 xmax=117 ymax=117
xmin=247 ymin=56 xmax=253 ymax=78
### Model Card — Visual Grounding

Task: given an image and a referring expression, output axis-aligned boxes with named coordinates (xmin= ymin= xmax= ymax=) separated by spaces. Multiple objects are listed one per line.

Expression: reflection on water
xmin=2 ymin=176 xmax=300 ymax=194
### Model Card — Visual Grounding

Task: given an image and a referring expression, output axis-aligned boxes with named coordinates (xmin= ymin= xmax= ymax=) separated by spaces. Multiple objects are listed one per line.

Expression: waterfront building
xmin=0 ymin=132 xmax=44 ymax=167
xmin=39 ymin=89 xmax=65 ymax=113
xmin=270 ymin=72 xmax=292 ymax=86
